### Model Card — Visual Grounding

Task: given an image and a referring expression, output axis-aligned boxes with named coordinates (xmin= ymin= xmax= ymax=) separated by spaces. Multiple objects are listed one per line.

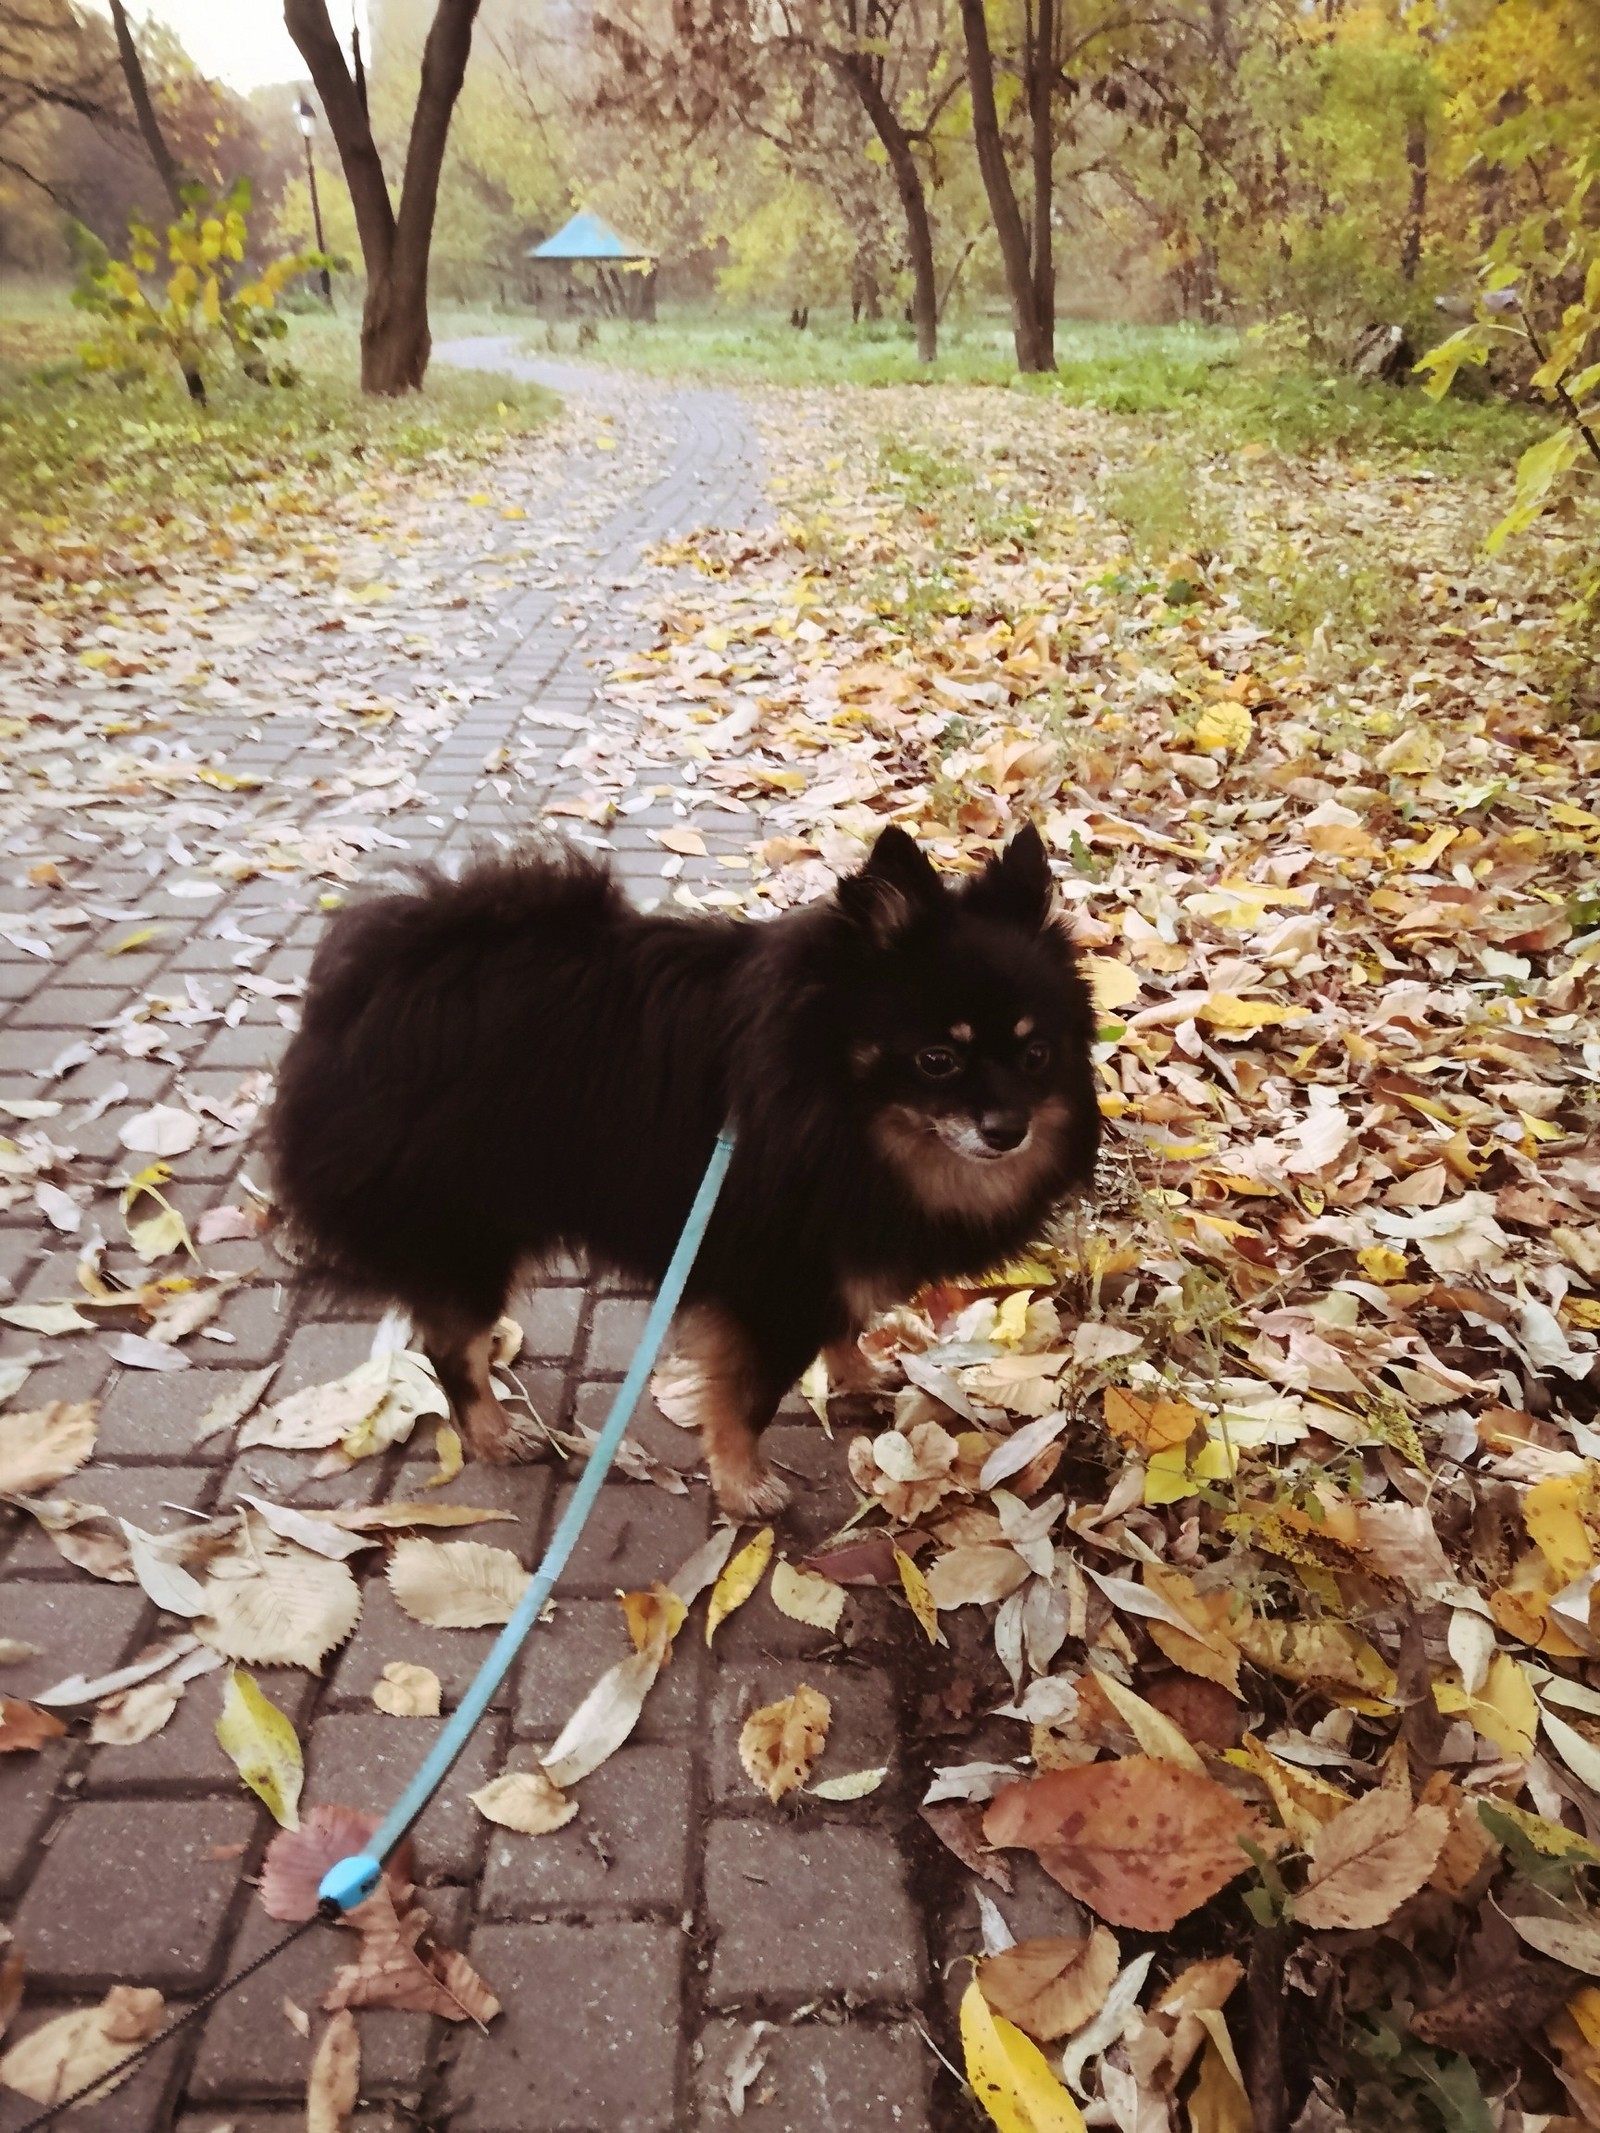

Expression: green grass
xmin=0 ymin=284 xmax=557 ymax=557
xmin=523 ymin=301 xmax=1546 ymax=469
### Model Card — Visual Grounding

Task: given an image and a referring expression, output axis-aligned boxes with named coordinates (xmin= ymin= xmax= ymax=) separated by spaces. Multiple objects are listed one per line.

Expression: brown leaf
xmin=738 ymin=1684 xmax=831 ymax=1802
xmin=921 ymin=1800 xmax=1013 ymax=1890
xmin=977 ymin=1927 xmax=1121 ymax=2042
xmin=0 ymin=1936 xmax=22 ymax=2043
xmin=323 ymin=1884 xmax=500 ymax=2024
xmin=0 ymin=1699 xmax=67 ymax=1752
xmin=260 ymin=1804 xmax=388 ymax=1922
xmin=802 ymin=1531 xmax=929 ymax=1586
xmin=1414 ymin=1909 xmax=1576 ymax=2062
xmin=1294 ymin=1788 xmax=1450 ymax=1930
xmin=983 ymin=1756 xmax=1260 ymax=1931
xmin=306 ymin=2009 xmax=359 ymax=2133
xmin=1141 ymin=1675 xmax=1243 ymax=1751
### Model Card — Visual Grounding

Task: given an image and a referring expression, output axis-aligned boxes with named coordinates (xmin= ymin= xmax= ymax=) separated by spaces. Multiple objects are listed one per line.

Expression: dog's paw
xmin=711 ymin=1460 xmax=793 ymax=1520
xmin=459 ymin=1397 xmax=547 ymax=1466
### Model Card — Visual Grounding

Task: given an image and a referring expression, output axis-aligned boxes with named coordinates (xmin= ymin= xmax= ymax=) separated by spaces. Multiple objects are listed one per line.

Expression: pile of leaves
xmin=581 ymin=383 xmax=1600 ymax=2132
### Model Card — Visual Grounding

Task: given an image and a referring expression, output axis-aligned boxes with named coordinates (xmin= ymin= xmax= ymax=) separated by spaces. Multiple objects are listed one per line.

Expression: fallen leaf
xmin=90 ymin=1677 xmax=184 ymax=1745
xmin=1294 ymin=1788 xmax=1450 ymax=1930
xmin=121 ymin=1518 xmax=208 ymax=1616
xmin=0 ymin=1401 xmax=97 ymax=1495
xmin=961 ymin=1977 xmax=1087 ymax=2132
xmin=260 ymin=1805 xmax=385 ymax=1922
xmin=238 ymin=1496 xmax=375 ymax=1562
xmin=977 ymin=1928 xmax=1122 ymax=2043
xmin=927 ymin=1545 xmax=1032 ymax=1610
xmin=809 ymin=1766 xmax=886 ymax=1800
xmin=541 ymin=1649 xmax=663 ymax=1787
xmin=197 ymin=1524 xmax=362 ymax=1673
xmin=0 ymin=1985 xmax=164 ymax=2107
xmin=215 ymin=1668 xmax=303 ymax=1829
xmin=192 ymin=1365 xmax=279 ymax=1445
xmin=387 ymin=1538 xmax=530 ymax=1628
xmin=119 ymin=1104 xmax=200 ymax=1156
xmin=0 ymin=1699 xmax=66 ymax=1752
xmin=1088 ymin=1670 xmax=1207 ymax=1773
xmin=896 ymin=1545 xmax=943 ymax=1643
xmin=738 ymin=1683 xmax=832 ymax=1802
xmin=306 ymin=2009 xmax=359 ymax=2133
xmin=469 ymin=1769 xmax=577 ymax=1834
xmin=706 ymin=1527 xmax=775 ymax=1643
xmin=984 ymin=1757 xmax=1260 ymax=1931
xmin=372 ymin=1662 xmax=441 ymax=1717
xmin=1511 ymin=1914 xmax=1600 ymax=1975
xmin=241 ymin=1351 xmax=447 ymax=1457
xmin=769 ymin=1559 xmax=846 ymax=1632
xmin=324 ymin=1884 xmax=499 ymax=2024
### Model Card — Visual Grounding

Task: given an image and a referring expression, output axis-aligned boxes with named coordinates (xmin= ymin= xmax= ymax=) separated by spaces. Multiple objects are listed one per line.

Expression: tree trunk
xmin=958 ymin=0 xmax=1048 ymax=370
xmin=107 ymin=0 xmax=184 ymax=215
xmin=1028 ymin=0 xmax=1055 ymax=369
xmin=284 ymin=0 xmax=482 ymax=394
xmin=1401 ymin=115 xmax=1426 ymax=282
xmin=836 ymin=56 xmax=938 ymax=362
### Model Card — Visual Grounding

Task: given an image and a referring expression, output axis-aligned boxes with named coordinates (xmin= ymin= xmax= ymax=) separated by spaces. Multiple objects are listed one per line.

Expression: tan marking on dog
xmin=667 ymin=1304 xmax=792 ymax=1517
xmin=821 ymin=1333 xmax=881 ymax=1392
xmin=1014 ymin=1016 xmax=1035 ymax=1038
xmin=871 ymin=1095 xmax=1072 ymax=1221
xmin=949 ymin=1022 xmax=973 ymax=1043
xmin=419 ymin=1317 xmax=535 ymax=1465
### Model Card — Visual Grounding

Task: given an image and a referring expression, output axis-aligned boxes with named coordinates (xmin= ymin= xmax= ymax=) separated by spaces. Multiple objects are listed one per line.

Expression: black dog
xmin=268 ymin=824 xmax=1100 ymax=1513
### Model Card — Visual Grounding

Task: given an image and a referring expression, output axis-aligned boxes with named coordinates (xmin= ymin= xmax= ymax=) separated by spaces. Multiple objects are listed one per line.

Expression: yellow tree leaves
xmin=961 ymin=1981 xmax=1087 ymax=2133
xmin=738 ymin=1684 xmax=832 ymax=1802
xmin=214 ymin=1669 xmax=303 ymax=1829
xmin=706 ymin=1528 xmax=774 ymax=1643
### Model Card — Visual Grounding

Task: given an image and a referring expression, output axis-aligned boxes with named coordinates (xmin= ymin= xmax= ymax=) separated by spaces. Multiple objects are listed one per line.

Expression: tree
xmin=958 ymin=0 xmax=1051 ymax=369
xmin=284 ymin=0 xmax=483 ymax=393
xmin=106 ymin=0 xmax=184 ymax=212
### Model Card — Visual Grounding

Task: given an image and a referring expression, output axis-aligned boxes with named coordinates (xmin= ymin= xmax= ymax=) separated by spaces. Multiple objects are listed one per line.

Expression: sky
xmin=86 ymin=2 xmax=371 ymax=96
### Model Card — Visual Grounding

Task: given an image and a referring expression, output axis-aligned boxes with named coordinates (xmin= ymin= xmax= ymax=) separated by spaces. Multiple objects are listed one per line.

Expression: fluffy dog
xmin=268 ymin=823 xmax=1100 ymax=1514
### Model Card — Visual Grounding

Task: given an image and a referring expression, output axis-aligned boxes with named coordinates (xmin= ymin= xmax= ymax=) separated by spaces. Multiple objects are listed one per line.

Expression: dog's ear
xmin=962 ymin=823 xmax=1053 ymax=931
xmin=837 ymin=826 xmax=944 ymax=950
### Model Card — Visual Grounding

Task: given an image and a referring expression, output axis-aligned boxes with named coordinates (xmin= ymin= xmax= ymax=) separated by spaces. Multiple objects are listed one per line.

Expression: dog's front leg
xmin=670 ymin=1302 xmax=801 ymax=1519
xmin=418 ymin=1304 xmax=535 ymax=1465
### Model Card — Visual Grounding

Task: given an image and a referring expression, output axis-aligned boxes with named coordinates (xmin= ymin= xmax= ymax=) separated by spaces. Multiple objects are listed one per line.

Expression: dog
xmin=267 ymin=822 xmax=1100 ymax=1515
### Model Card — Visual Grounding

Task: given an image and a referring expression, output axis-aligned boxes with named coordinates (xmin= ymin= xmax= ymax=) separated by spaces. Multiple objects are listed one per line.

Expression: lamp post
xmin=294 ymin=96 xmax=334 ymax=307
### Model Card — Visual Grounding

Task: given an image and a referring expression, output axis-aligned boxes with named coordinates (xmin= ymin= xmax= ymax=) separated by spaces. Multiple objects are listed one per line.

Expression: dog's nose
xmin=977 ymin=1111 xmax=1028 ymax=1152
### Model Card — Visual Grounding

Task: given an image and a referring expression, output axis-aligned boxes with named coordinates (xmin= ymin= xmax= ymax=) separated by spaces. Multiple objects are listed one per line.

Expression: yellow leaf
xmin=1194 ymin=699 xmax=1252 ymax=754
xmin=656 ymin=827 xmax=708 ymax=857
xmin=467 ymin=492 xmax=493 ymax=506
xmin=424 ymin=1423 xmax=463 ymax=1489
xmin=1091 ymin=1669 xmax=1205 ymax=1772
xmin=738 ymin=1682 xmax=831 ymax=1801
xmin=106 ymin=926 xmax=163 ymax=956
xmin=1081 ymin=956 xmax=1140 ymax=1013
xmin=769 ymin=1559 xmax=846 ymax=1633
xmin=1524 ymin=1472 xmax=1597 ymax=1582
xmin=1188 ymin=2013 xmax=1252 ymax=2133
xmin=1236 ymin=1619 xmax=1396 ymax=1709
xmin=993 ymin=1291 xmax=1033 ymax=1348
xmin=1230 ymin=1732 xmax=1351 ymax=1843
xmin=621 ymin=1582 xmax=688 ymax=1657
xmin=1104 ymin=1385 xmax=1196 ymax=1453
xmin=1477 ymin=1797 xmax=1600 ymax=1868
xmin=1357 ymin=1245 xmax=1410 ymax=1284
xmin=705 ymin=1528 xmax=774 ymax=1643
xmin=215 ymin=1669 xmax=303 ymax=1828
xmin=895 ymin=1546 xmax=942 ymax=1644
xmin=1433 ymin=1652 xmax=1538 ymax=1759
xmin=1198 ymin=994 xmax=1310 ymax=1031
xmin=371 ymin=1661 xmax=440 ymax=1717
xmin=960 ymin=1980 xmax=1087 ymax=2133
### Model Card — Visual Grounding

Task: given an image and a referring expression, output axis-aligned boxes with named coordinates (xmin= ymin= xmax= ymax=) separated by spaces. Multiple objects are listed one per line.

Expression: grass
xmin=0 ymin=284 xmax=557 ymax=560
xmin=524 ymin=301 xmax=1546 ymax=470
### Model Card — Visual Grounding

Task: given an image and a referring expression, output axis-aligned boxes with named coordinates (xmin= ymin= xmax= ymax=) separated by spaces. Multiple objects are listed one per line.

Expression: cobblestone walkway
xmin=0 ymin=344 xmax=945 ymax=2133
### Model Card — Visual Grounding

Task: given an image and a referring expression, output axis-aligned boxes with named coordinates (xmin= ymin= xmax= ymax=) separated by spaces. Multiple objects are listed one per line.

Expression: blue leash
xmin=318 ymin=1125 xmax=736 ymax=1915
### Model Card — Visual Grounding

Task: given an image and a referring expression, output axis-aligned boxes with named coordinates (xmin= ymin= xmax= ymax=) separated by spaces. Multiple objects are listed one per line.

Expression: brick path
xmin=0 ymin=344 xmax=950 ymax=2133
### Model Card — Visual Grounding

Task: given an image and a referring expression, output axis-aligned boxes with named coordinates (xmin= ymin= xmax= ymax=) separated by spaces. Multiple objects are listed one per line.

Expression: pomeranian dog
xmin=268 ymin=823 xmax=1100 ymax=1515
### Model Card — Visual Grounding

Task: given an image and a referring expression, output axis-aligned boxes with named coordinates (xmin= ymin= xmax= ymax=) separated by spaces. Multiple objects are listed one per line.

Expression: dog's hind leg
xmin=670 ymin=1303 xmax=795 ymax=1518
xmin=418 ymin=1301 xmax=539 ymax=1465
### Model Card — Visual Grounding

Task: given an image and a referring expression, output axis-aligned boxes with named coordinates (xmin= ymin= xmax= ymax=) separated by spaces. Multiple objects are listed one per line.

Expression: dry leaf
xmin=238 ymin=1496 xmax=375 ymax=1561
xmin=977 ymin=1928 xmax=1122 ymax=2043
xmin=0 ymin=1698 xmax=66 ymax=1752
xmin=324 ymin=1884 xmax=499 ymax=2024
xmin=706 ymin=1527 xmax=775 ymax=1643
xmin=387 ymin=1538 xmax=530 ymax=1628
xmin=260 ymin=1805 xmax=385 ymax=1922
xmin=0 ymin=1985 xmax=164 ymax=2107
xmin=1294 ymin=1788 xmax=1450 ymax=1930
xmin=541 ymin=1649 xmax=662 ymax=1788
xmin=960 ymin=1978 xmax=1087 ymax=2132
xmin=984 ymin=1757 xmax=1260 ymax=1930
xmin=372 ymin=1662 xmax=441 ymax=1717
xmin=927 ymin=1545 xmax=1032 ymax=1610
xmin=197 ymin=1525 xmax=362 ymax=1674
xmin=738 ymin=1684 xmax=832 ymax=1802
xmin=769 ymin=1559 xmax=846 ymax=1632
xmin=90 ymin=1677 xmax=184 ymax=1746
xmin=469 ymin=1769 xmax=577 ymax=1834
xmin=306 ymin=2009 xmax=359 ymax=2133
xmin=0 ymin=1401 xmax=97 ymax=1496
xmin=921 ymin=1799 xmax=1014 ymax=1890
xmin=215 ymin=1668 xmax=303 ymax=1828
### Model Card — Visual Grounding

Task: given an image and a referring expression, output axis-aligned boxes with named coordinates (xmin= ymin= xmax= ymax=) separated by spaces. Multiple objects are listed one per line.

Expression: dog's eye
xmin=915 ymin=1045 xmax=961 ymax=1081
xmin=1021 ymin=1039 xmax=1051 ymax=1073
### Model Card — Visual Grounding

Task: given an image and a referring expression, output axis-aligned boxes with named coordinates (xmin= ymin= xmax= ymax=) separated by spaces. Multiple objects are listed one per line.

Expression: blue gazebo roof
xmin=529 ymin=212 xmax=653 ymax=262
